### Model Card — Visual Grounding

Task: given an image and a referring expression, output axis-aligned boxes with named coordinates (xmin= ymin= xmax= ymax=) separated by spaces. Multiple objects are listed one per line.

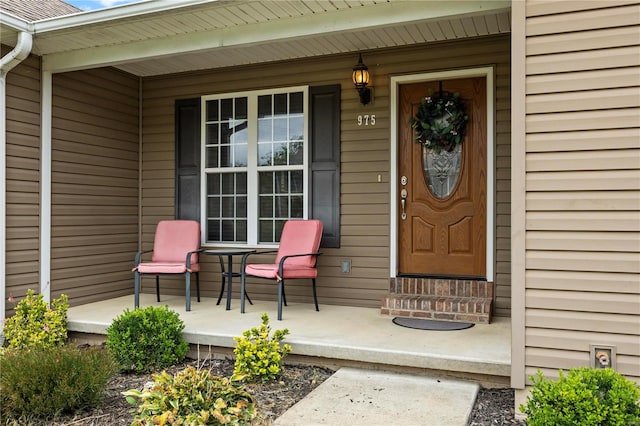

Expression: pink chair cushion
xmin=274 ymin=220 xmax=323 ymax=268
xmin=151 ymin=220 xmax=201 ymax=266
xmin=137 ymin=262 xmax=201 ymax=274
xmin=245 ymin=264 xmax=318 ymax=280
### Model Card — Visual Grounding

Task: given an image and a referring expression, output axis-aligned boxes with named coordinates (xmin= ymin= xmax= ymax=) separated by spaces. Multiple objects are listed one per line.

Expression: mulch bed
xmin=19 ymin=358 xmax=524 ymax=425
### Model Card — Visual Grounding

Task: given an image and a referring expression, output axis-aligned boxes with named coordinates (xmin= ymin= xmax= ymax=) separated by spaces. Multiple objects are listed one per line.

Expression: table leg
xmin=226 ymin=255 xmax=233 ymax=310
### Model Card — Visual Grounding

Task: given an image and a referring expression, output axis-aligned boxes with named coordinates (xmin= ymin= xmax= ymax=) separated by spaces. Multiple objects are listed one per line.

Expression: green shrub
xmin=2 ymin=289 xmax=68 ymax=350
xmin=106 ymin=305 xmax=189 ymax=373
xmin=123 ymin=365 xmax=256 ymax=425
xmin=233 ymin=313 xmax=292 ymax=382
xmin=520 ymin=368 xmax=640 ymax=426
xmin=0 ymin=346 xmax=117 ymax=421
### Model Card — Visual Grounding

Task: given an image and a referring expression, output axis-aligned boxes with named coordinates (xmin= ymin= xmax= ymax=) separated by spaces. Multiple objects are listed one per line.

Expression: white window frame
xmin=200 ymin=86 xmax=309 ymax=247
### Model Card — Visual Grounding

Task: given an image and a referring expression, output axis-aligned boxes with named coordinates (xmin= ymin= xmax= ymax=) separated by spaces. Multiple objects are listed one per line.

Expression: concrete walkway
xmin=275 ymin=367 xmax=479 ymax=426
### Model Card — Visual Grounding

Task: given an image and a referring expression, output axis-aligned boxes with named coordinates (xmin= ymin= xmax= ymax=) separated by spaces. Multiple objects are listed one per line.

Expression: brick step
xmin=380 ymin=294 xmax=492 ymax=324
xmin=389 ymin=277 xmax=493 ymax=299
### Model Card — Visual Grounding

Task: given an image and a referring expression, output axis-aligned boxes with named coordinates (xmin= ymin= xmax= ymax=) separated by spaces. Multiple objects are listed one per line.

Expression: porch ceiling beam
xmin=41 ymin=0 xmax=510 ymax=73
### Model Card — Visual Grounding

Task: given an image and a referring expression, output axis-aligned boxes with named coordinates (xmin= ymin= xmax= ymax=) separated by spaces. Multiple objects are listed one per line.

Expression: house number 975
xmin=357 ymin=114 xmax=376 ymax=126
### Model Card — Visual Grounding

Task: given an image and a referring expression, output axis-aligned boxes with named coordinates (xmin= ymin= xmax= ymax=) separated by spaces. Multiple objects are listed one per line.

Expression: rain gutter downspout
xmin=1 ymin=31 xmax=33 ymax=324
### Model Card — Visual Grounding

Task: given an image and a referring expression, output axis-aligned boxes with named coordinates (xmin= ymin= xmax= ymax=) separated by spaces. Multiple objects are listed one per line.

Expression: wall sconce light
xmin=352 ymin=53 xmax=371 ymax=105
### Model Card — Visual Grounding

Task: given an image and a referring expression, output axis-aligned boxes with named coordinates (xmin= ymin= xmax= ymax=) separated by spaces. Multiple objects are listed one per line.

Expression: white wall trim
xmin=40 ymin=71 xmax=52 ymax=304
xmin=389 ymin=67 xmax=495 ymax=281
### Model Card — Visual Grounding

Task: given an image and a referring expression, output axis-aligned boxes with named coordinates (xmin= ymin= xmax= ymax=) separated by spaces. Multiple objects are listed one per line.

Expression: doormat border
xmin=392 ymin=317 xmax=474 ymax=331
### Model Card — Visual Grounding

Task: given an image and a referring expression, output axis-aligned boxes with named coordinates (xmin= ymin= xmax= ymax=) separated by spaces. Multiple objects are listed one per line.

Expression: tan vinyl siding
xmin=50 ymin=68 xmax=139 ymax=306
xmin=141 ymin=35 xmax=512 ymax=312
xmin=524 ymin=1 xmax=640 ymax=380
xmin=3 ymin=48 xmax=41 ymax=316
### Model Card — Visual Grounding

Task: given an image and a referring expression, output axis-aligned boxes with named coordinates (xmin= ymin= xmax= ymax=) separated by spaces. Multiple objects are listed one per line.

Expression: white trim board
xmin=389 ymin=67 xmax=495 ymax=282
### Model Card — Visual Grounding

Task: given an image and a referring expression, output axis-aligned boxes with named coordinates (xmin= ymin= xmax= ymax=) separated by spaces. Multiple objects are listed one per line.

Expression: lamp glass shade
xmin=352 ymin=68 xmax=370 ymax=87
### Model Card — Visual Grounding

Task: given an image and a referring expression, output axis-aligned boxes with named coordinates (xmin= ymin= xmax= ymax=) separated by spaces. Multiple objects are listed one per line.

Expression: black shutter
xmin=175 ymin=98 xmax=201 ymax=220
xmin=309 ymin=85 xmax=341 ymax=248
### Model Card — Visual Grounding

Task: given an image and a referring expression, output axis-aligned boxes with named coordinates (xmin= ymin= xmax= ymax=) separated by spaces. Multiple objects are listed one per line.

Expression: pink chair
xmin=240 ymin=219 xmax=323 ymax=320
xmin=133 ymin=220 xmax=203 ymax=311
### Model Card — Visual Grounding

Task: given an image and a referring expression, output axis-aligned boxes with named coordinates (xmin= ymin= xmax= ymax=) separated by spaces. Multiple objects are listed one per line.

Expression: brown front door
xmin=398 ymin=77 xmax=486 ymax=277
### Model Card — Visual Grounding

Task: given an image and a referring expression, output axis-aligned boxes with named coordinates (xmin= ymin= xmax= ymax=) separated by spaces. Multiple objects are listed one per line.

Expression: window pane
xmin=206 ymin=147 xmax=219 ymax=168
xmin=290 ymin=170 xmax=303 ymax=192
xmin=291 ymin=196 xmax=303 ymax=218
xmin=274 ymin=93 xmax=287 ymax=115
xmin=206 ymin=124 xmax=219 ymax=145
xmin=275 ymin=220 xmax=286 ymax=242
xmin=221 ymin=122 xmax=232 ymax=144
xmin=221 ymin=98 xmax=233 ymax=120
xmin=290 ymin=92 xmax=303 ymax=114
xmin=235 ymin=97 xmax=247 ymax=120
xmin=222 ymin=174 xmax=234 ymax=194
xmin=234 ymin=120 xmax=248 ymax=143
xmin=236 ymin=196 xmax=247 ymax=217
xmin=237 ymin=220 xmax=247 ymax=241
xmin=206 ymin=100 xmax=218 ymax=121
xmin=207 ymin=174 xmax=220 ymax=194
xmin=274 ymin=118 xmax=287 ymax=141
xmin=208 ymin=220 xmax=220 ymax=241
xmin=259 ymin=220 xmax=273 ymax=243
xmin=273 ymin=142 xmax=287 ymax=166
xmin=237 ymin=173 xmax=247 ymax=193
xmin=259 ymin=172 xmax=273 ymax=193
xmin=258 ymin=143 xmax=272 ymax=166
xmin=222 ymin=220 xmax=235 ymax=241
xmin=258 ymin=119 xmax=272 ymax=142
xmin=207 ymin=197 xmax=221 ymax=217
xmin=222 ymin=197 xmax=234 ymax=217
xmin=289 ymin=141 xmax=303 ymax=165
xmin=220 ymin=144 xmax=231 ymax=167
xmin=275 ymin=171 xmax=288 ymax=193
xmin=259 ymin=196 xmax=273 ymax=217
xmin=258 ymin=95 xmax=271 ymax=118
xmin=289 ymin=116 xmax=303 ymax=142
xmin=275 ymin=196 xmax=288 ymax=217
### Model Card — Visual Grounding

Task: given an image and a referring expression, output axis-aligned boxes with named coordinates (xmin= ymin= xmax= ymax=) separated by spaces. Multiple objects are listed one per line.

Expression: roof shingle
xmin=0 ymin=0 xmax=81 ymax=21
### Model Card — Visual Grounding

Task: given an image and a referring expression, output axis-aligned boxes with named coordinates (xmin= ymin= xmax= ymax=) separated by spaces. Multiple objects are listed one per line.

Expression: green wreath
xmin=409 ymin=90 xmax=469 ymax=153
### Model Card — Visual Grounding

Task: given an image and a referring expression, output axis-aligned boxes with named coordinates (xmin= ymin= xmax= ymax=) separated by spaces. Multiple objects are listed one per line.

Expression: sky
xmin=65 ymin=0 xmax=142 ymax=11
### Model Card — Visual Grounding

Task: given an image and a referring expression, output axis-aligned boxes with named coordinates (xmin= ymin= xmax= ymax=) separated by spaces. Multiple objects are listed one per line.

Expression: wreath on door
xmin=409 ymin=89 xmax=469 ymax=154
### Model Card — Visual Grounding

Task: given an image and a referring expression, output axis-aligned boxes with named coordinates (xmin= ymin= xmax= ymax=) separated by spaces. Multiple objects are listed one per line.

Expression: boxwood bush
xmin=106 ymin=305 xmax=189 ymax=373
xmin=520 ymin=368 xmax=640 ymax=426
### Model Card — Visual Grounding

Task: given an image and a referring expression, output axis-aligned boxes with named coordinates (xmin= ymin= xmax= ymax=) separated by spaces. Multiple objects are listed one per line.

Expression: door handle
xmin=400 ymin=189 xmax=407 ymax=220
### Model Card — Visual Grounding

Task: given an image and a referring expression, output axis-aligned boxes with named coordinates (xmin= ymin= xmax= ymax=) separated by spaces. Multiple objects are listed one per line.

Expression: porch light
xmin=352 ymin=53 xmax=371 ymax=105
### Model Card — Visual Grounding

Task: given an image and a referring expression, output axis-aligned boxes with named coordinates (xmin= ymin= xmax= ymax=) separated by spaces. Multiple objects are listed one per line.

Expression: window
xmin=201 ymin=87 xmax=308 ymax=245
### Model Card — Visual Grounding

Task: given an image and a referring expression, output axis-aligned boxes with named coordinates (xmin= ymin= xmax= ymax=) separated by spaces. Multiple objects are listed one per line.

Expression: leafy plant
xmin=123 ymin=365 xmax=256 ymax=425
xmin=520 ymin=368 xmax=640 ymax=426
xmin=106 ymin=305 xmax=189 ymax=373
xmin=2 ymin=289 xmax=68 ymax=350
xmin=233 ymin=313 xmax=292 ymax=382
xmin=0 ymin=346 xmax=117 ymax=421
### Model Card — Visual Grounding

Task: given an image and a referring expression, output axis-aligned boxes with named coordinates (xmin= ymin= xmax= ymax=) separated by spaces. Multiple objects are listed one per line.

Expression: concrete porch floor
xmin=67 ymin=294 xmax=511 ymax=385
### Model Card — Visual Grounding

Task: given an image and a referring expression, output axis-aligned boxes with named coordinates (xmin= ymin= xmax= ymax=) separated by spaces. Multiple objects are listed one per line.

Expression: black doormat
xmin=392 ymin=317 xmax=474 ymax=331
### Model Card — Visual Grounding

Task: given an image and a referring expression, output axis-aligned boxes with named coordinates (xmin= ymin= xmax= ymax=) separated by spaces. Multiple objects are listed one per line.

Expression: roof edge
xmin=0 ymin=10 xmax=32 ymax=32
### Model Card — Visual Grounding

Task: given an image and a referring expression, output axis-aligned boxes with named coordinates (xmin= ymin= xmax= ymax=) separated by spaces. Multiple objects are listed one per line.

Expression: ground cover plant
xmin=106 ymin=305 xmax=189 ymax=373
xmin=520 ymin=367 xmax=640 ymax=426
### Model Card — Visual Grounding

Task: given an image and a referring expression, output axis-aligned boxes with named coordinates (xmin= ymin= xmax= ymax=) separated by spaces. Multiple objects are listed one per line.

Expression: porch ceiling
xmin=1 ymin=0 xmax=510 ymax=77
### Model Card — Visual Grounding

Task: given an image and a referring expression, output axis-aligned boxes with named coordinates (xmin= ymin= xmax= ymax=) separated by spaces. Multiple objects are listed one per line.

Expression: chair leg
xmin=196 ymin=272 xmax=201 ymax=303
xmin=156 ymin=275 xmax=160 ymax=302
xmin=134 ymin=271 xmax=140 ymax=308
xmin=277 ymin=280 xmax=284 ymax=321
xmin=281 ymin=280 xmax=287 ymax=306
xmin=312 ymin=278 xmax=319 ymax=312
xmin=185 ymin=272 xmax=191 ymax=311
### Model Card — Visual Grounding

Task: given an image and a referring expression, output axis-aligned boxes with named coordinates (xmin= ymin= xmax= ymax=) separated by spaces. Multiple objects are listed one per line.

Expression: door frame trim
xmin=390 ymin=67 xmax=495 ymax=281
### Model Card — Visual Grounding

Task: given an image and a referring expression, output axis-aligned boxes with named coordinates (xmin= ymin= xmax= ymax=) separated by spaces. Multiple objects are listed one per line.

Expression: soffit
xmin=1 ymin=0 xmax=511 ymax=77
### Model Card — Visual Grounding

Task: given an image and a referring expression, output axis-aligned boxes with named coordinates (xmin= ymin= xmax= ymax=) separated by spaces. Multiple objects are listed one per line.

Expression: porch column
xmin=40 ymin=71 xmax=52 ymax=304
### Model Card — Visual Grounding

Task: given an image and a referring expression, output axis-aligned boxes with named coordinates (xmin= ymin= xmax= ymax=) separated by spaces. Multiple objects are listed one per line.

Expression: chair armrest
xmin=239 ymin=249 xmax=279 ymax=272
xmin=185 ymin=248 xmax=205 ymax=268
xmin=134 ymin=249 xmax=154 ymax=267
xmin=278 ymin=252 xmax=322 ymax=277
